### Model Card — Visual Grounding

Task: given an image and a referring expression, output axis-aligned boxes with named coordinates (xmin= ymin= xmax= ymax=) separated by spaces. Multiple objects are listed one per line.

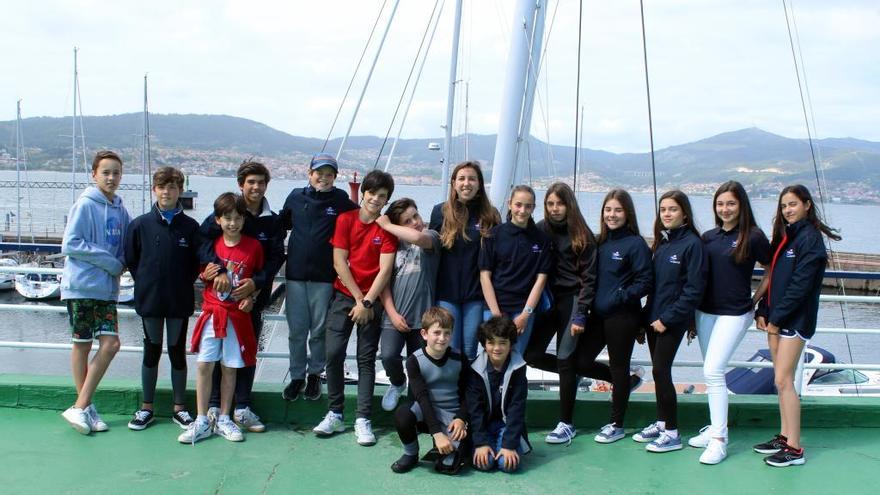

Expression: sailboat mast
xmin=15 ymin=99 xmax=22 ymax=245
xmin=142 ymin=74 xmax=149 ymax=213
xmin=71 ymin=47 xmax=78 ymax=204
xmin=440 ymin=0 xmax=463 ymax=200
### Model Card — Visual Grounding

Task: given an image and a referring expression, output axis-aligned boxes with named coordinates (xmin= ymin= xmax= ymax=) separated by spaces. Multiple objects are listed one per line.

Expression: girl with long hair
xmin=753 ymin=184 xmax=840 ymax=467
xmin=688 ymin=181 xmax=771 ymax=464
xmin=479 ymin=185 xmax=552 ymax=356
xmin=633 ymin=190 xmax=706 ymax=453
xmin=429 ymin=162 xmax=500 ymax=360
xmin=591 ymin=189 xmax=654 ymax=445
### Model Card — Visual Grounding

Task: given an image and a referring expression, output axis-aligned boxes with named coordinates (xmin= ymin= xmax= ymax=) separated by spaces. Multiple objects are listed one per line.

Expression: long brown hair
xmin=771 ymin=184 xmax=841 ymax=248
xmin=544 ymin=182 xmax=595 ymax=254
xmin=440 ymin=161 xmax=500 ymax=248
xmin=713 ymin=181 xmax=762 ymax=264
xmin=597 ymin=189 xmax=639 ymax=244
xmin=652 ymin=190 xmax=700 ymax=252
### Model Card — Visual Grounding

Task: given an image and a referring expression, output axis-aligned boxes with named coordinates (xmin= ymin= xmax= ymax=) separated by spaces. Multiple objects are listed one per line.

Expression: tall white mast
xmin=71 ymin=47 xmax=78 ymax=204
xmin=142 ymin=74 xmax=151 ymax=213
xmin=15 ymin=100 xmax=23 ymax=245
xmin=489 ymin=0 xmax=545 ymax=210
xmin=440 ymin=0 xmax=464 ymax=200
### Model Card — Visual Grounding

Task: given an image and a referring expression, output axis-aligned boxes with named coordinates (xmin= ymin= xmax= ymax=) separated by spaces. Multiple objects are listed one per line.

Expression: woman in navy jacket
xmin=754 ymin=184 xmax=839 ymax=467
xmin=591 ymin=189 xmax=653 ymax=445
xmin=634 ymin=190 xmax=706 ymax=453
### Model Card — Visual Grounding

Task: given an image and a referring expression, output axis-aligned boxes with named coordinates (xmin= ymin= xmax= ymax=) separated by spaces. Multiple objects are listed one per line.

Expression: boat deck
xmin=1 ymin=376 xmax=878 ymax=494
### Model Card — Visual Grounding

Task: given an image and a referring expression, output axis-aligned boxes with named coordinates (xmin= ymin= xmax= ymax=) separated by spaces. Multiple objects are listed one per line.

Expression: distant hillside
xmin=1 ymin=113 xmax=878 ymax=194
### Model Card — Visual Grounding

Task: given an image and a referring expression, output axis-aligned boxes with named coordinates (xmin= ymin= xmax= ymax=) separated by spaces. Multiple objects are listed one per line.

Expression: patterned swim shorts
xmin=67 ymin=299 xmax=119 ymax=342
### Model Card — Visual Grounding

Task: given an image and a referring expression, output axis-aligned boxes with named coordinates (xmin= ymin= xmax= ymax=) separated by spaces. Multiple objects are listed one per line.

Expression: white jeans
xmin=695 ymin=310 xmax=753 ymax=439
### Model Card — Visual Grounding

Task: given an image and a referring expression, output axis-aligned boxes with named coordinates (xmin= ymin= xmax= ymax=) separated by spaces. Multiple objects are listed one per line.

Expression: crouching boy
xmin=467 ymin=316 xmax=532 ymax=472
xmin=391 ymin=307 xmax=469 ymax=474
xmin=180 ymin=193 xmax=264 ymax=444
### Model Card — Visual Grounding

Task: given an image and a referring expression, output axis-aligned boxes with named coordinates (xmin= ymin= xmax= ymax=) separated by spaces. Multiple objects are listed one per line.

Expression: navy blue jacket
xmin=593 ymin=229 xmax=653 ymax=318
xmin=280 ymin=185 xmax=357 ymax=283
xmin=479 ymin=222 xmax=553 ymax=314
xmin=198 ymin=198 xmax=285 ymax=307
xmin=466 ymin=351 xmax=531 ymax=453
xmin=700 ymin=226 xmax=771 ymax=315
xmin=757 ymin=220 xmax=827 ymax=338
xmin=124 ymin=204 xmax=200 ymax=318
xmin=430 ymin=202 xmax=491 ymax=304
xmin=538 ymin=219 xmax=597 ymax=325
xmin=647 ymin=226 xmax=707 ymax=329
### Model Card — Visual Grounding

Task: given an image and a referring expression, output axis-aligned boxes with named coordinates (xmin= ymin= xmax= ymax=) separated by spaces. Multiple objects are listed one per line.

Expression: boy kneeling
xmin=467 ymin=316 xmax=532 ymax=473
xmin=180 ymin=193 xmax=263 ymax=444
xmin=391 ymin=307 xmax=469 ymax=474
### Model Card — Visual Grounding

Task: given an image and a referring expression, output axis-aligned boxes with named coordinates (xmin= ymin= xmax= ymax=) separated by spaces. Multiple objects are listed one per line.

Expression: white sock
xmin=656 ymin=420 xmax=666 ymax=430
xmin=219 ymin=414 xmax=231 ymax=423
xmin=665 ymin=428 xmax=679 ymax=438
xmin=196 ymin=415 xmax=208 ymax=424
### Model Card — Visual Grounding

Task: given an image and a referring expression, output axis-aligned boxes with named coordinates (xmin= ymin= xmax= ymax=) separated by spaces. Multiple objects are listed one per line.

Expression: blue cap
xmin=310 ymin=153 xmax=338 ymax=172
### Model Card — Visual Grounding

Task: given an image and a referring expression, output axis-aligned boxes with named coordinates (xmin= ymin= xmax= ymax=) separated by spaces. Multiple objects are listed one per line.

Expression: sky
xmin=1 ymin=0 xmax=877 ymax=153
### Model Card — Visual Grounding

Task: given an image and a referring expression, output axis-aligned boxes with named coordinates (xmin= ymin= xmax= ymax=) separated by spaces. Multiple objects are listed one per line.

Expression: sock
xmin=219 ymin=414 xmax=231 ymax=423
xmin=196 ymin=415 xmax=208 ymax=424
xmin=665 ymin=428 xmax=679 ymax=438
xmin=656 ymin=420 xmax=666 ymax=430
xmin=441 ymin=452 xmax=457 ymax=467
xmin=403 ymin=441 xmax=419 ymax=457
xmin=331 ymin=411 xmax=343 ymax=419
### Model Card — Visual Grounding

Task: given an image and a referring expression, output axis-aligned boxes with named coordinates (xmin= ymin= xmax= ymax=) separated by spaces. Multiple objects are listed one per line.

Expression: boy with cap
xmin=280 ymin=153 xmax=357 ymax=401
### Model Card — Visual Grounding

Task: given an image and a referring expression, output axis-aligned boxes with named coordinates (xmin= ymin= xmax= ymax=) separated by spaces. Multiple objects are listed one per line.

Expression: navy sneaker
xmin=764 ymin=445 xmax=805 ymax=467
xmin=632 ymin=422 xmax=663 ymax=443
xmin=753 ymin=434 xmax=788 ymax=454
xmin=646 ymin=431 xmax=683 ymax=453
xmin=128 ymin=409 xmax=155 ymax=431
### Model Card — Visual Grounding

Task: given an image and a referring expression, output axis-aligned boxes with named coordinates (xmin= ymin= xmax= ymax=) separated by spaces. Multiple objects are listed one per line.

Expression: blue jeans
xmin=438 ymin=300 xmax=484 ymax=361
xmin=285 ymin=280 xmax=334 ymax=379
xmin=474 ymin=420 xmax=523 ymax=473
xmin=483 ymin=310 xmax=535 ymax=356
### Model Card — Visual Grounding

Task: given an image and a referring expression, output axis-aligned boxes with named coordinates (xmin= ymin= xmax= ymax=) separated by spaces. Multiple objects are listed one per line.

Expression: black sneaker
xmin=282 ymin=379 xmax=305 ymax=401
xmin=753 ymin=434 xmax=788 ymax=454
xmin=128 ymin=409 xmax=155 ymax=430
xmin=304 ymin=374 xmax=322 ymax=401
xmin=172 ymin=409 xmax=195 ymax=429
xmin=391 ymin=454 xmax=419 ymax=474
xmin=764 ymin=445 xmax=805 ymax=467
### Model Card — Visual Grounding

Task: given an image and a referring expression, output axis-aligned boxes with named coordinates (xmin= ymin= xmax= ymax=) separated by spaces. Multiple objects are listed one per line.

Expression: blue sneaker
xmin=632 ymin=422 xmax=662 ymax=443
xmin=545 ymin=422 xmax=577 ymax=444
xmin=646 ymin=431 xmax=683 ymax=453
xmin=594 ymin=423 xmax=626 ymax=444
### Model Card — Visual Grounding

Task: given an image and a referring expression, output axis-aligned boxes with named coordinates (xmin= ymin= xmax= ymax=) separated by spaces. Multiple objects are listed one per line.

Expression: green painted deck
xmin=1 ymin=375 xmax=879 ymax=494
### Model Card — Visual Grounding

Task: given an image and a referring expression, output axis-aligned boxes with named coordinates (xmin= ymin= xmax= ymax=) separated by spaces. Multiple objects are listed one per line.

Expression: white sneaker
xmin=545 ymin=421 xmax=577 ymax=444
xmin=234 ymin=407 xmax=266 ymax=433
xmin=382 ymin=384 xmax=406 ymax=411
xmin=594 ymin=423 xmax=626 ymax=444
xmin=207 ymin=407 xmax=220 ymax=428
xmin=86 ymin=404 xmax=109 ymax=432
xmin=354 ymin=417 xmax=376 ymax=446
xmin=688 ymin=425 xmax=712 ymax=448
xmin=178 ymin=418 xmax=213 ymax=444
xmin=699 ymin=438 xmax=728 ymax=465
xmin=646 ymin=431 xmax=683 ymax=453
xmin=313 ymin=411 xmax=345 ymax=436
xmin=215 ymin=418 xmax=245 ymax=442
xmin=62 ymin=406 xmax=91 ymax=435
xmin=632 ymin=422 xmax=663 ymax=443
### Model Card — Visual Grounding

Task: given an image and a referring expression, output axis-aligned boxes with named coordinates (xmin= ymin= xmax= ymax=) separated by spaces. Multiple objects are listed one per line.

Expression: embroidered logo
xmin=611 ymin=251 xmax=623 ymax=261
xmin=531 ymin=244 xmax=541 ymax=253
xmin=372 ymin=236 xmax=382 ymax=245
xmin=325 ymin=207 xmax=338 ymax=216
xmin=731 ymin=240 xmax=738 ymax=248
xmin=178 ymin=237 xmax=189 ymax=248
xmin=785 ymin=248 xmax=796 ymax=258
xmin=668 ymin=254 xmax=681 ymax=264
xmin=257 ymin=232 xmax=268 ymax=241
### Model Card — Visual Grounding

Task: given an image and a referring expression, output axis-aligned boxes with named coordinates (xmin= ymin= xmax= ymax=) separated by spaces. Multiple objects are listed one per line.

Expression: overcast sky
xmin=1 ymin=0 xmax=877 ymax=153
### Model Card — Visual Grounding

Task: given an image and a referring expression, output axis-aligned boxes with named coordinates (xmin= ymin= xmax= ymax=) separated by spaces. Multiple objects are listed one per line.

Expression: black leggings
xmin=594 ymin=310 xmax=641 ymax=427
xmin=646 ymin=324 xmax=687 ymax=430
xmin=525 ymin=292 xmax=611 ymax=424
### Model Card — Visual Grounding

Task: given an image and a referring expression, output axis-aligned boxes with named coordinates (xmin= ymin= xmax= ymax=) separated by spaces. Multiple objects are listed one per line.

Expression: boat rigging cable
xmin=322 ymin=0 xmax=389 ymax=153
xmin=374 ymin=0 xmax=444 ymax=169
xmin=572 ymin=0 xmax=583 ymax=192
xmin=382 ymin=0 xmax=446 ymax=172
xmin=782 ymin=0 xmax=857 ymax=394
xmin=639 ymin=0 xmax=658 ymax=216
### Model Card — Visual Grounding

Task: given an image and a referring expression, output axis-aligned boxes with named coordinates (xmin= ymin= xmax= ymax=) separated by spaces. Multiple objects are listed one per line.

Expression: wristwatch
xmin=524 ymin=305 xmax=534 ymax=315
xmin=362 ymin=298 xmax=373 ymax=309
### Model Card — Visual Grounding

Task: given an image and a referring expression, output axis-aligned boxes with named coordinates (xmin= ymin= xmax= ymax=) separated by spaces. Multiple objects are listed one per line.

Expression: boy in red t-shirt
xmin=313 ymin=170 xmax=398 ymax=446
xmin=179 ymin=193 xmax=264 ymax=444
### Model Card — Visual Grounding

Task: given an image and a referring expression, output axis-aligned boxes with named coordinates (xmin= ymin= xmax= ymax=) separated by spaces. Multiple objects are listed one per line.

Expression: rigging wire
xmin=639 ymin=0 xmax=658 ymax=216
xmin=373 ymin=0 xmax=443 ymax=169
xmin=572 ymin=0 xmax=583 ymax=192
xmin=322 ymin=0 xmax=389 ymax=153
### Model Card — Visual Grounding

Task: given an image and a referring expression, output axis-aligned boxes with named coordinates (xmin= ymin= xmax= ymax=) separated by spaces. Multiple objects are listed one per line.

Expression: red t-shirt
xmin=202 ymin=235 xmax=265 ymax=309
xmin=331 ymin=209 xmax=398 ymax=297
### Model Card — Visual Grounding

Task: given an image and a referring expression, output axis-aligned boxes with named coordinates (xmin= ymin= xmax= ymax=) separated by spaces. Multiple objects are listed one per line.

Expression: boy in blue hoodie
xmin=60 ymin=150 xmax=132 ymax=435
xmin=467 ymin=316 xmax=531 ymax=473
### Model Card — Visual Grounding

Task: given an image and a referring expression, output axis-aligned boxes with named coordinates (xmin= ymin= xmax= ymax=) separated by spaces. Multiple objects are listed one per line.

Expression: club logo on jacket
xmin=785 ymin=248 xmax=796 ymax=258
xmin=325 ymin=207 xmax=338 ymax=216
xmin=668 ymin=254 xmax=680 ymax=264
xmin=178 ymin=237 xmax=189 ymax=248
xmin=531 ymin=244 xmax=541 ymax=253
xmin=611 ymin=251 xmax=623 ymax=261
xmin=257 ymin=232 xmax=268 ymax=241
xmin=731 ymin=240 xmax=738 ymax=248
xmin=372 ymin=236 xmax=382 ymax=245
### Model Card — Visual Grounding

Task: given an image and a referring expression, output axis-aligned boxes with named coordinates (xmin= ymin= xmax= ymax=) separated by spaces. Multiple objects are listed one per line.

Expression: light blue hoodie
xmin=61 ymin=186 xmax=131 ymax=301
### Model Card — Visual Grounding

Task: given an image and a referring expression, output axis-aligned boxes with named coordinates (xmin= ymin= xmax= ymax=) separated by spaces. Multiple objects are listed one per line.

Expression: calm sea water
xmin=0 ymin=171 xmax=877 ymax=387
